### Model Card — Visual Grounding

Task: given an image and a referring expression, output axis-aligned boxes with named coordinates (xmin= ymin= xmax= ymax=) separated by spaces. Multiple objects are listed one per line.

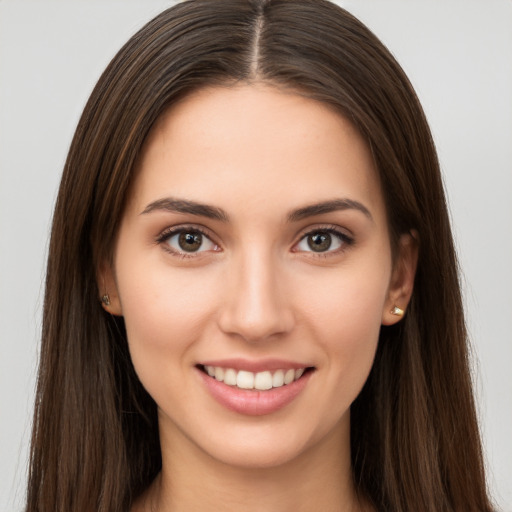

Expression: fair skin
xmin=101 ymin=84 xmax=417 ymax=512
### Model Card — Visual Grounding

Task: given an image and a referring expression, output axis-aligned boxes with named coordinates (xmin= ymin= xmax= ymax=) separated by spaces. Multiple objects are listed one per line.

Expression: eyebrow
xmin=287 ymin=198 xmax=373 ymax=222
xmin=141 ymin=198 xmax=229 ymax=222
xmin=140 ymin=197 xmax=372 ymax=223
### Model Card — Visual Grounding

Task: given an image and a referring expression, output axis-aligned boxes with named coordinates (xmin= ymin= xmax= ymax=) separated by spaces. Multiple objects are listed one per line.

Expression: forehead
xmin=128 ymin=84 xmax=386 ymax=225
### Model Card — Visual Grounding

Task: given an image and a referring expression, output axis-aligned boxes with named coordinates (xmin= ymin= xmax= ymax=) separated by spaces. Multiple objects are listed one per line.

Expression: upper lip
xmin=197 ymin=358 xmax=313 ymax=373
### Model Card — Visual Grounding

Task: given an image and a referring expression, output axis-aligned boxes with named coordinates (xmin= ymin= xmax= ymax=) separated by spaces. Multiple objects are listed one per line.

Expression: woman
xmin=26 ymin=0 xmax=494 ymax=511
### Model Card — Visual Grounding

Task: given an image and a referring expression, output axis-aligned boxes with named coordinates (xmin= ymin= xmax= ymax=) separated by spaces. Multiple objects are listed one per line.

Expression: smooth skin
xmin=101 ymin=84 xmax=417 ymax=512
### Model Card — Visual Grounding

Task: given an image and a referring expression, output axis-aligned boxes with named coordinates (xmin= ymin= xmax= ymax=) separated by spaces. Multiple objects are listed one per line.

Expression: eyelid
xmin=292 ymin=224 xmax=354 ymax=254
xmin=154 ymin=223 xmax=353 ymax=258
xmin=155 ymin=224 xmax=221 ymax=257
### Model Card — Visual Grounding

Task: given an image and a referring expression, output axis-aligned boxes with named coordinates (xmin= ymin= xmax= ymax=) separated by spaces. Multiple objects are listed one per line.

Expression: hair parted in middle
xmin=27 ymin=1 xmax=491 ymax=511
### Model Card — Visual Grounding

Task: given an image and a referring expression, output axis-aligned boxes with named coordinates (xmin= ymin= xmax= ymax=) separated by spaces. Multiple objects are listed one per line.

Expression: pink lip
xmin=198 ymin=358 xmax=308 ymax=373
xmin=197 ymin=366 xmax=313 ymax=416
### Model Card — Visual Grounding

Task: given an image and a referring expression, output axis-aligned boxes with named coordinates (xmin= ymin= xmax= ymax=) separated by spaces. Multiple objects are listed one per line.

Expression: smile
xmin=202 ymin=365 xmax=306 ymax=391
xmin=197 ymin=362 xmax=315 ymax=415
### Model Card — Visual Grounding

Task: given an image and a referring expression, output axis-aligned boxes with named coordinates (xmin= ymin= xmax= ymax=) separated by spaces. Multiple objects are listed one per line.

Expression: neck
xmin=134 ymin=416 xmax=367 ymax=512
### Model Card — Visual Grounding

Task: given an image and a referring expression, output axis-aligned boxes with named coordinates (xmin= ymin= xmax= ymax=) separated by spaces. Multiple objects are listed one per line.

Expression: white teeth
xmin=236 ymin=370 xmax=254 ymax=389
xmin=254 ymin=371 xmax=273 ymax=390
xmin=204 ymin=365 xmax=307 ymax=390
xmin=272 ymin=369 xmax=284 ymax=388
xmin=224 ymin=368 xmax=237 ymax=386
xmin=284 ymin=369 xmax=295 ymax=385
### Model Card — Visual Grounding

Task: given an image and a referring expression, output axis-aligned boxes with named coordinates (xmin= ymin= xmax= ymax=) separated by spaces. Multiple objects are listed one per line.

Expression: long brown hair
xmin=26 ymin=1 xmax=493 ymax=510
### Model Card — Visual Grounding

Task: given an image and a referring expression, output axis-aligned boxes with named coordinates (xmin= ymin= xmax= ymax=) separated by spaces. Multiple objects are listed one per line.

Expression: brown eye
xmin=161 ymin=228 xmax=218 ymax=255
xmin=307 ymin=232 xmax=332 ymax=252
xmin=295 ymin=229 xmax=350 ymax=254
xmin=178 ymin=231 xmax=203 ymax=252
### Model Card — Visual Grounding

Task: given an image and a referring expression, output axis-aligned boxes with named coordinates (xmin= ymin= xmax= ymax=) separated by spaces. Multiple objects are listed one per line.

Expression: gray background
xmin=1 ymin=1 xmax=511 ymax=510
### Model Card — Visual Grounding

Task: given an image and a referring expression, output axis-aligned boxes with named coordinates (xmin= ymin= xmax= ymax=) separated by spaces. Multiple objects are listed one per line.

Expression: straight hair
xmin=26 ymin=1 xmax=493 ymax=511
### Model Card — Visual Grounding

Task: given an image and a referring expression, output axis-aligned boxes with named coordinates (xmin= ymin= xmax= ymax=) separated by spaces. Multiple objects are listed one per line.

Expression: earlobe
xmin=97 ymin=261 xmax=123 ymax=316
xmin=381 ymin=231 xmax=418 ymax=326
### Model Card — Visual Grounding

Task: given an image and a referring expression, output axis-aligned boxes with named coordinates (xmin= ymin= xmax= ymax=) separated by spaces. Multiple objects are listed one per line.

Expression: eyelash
xmin=293 ymin=225 xmax=355 ymax=257
xmin=155 ymin=224 xmax=354 ymax=258
xmin=155 ymin=225 xmax=219 ymax=259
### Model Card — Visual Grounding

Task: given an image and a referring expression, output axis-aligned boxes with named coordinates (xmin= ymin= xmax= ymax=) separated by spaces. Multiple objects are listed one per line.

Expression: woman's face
xmin=105 ymin=85 xmax=414 ymax=469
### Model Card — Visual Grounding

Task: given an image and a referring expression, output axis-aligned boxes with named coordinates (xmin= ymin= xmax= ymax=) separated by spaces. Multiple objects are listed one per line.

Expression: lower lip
xmin=197 ymin=368 xmax=312 ymax=416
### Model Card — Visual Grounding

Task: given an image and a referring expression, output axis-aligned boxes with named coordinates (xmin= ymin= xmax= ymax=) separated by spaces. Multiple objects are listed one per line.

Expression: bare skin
xmin=102 ymin=84 xmax=417 ymax=512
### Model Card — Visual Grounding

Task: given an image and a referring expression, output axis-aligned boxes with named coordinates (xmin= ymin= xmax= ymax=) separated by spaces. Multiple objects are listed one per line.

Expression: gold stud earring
xmin=101 ymin=294 xmax=111 ymax=306
xmin=391 ymin=306 xmax=404 ymax=316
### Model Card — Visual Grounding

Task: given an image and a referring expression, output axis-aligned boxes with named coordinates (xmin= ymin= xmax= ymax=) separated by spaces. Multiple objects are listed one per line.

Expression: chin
xmin=216 ymin=436 xmax=310 ymax=469
xmin=166 ymin=407 xmax=350 ymax=472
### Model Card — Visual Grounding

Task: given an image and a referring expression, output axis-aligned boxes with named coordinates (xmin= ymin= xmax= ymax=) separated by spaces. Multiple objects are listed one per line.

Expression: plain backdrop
xmin=1 ymin=1 xmax=511 ymax=510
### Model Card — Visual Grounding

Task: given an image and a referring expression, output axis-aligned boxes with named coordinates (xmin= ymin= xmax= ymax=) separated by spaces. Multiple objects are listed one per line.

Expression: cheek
xmin=115 ymin=255 xmax=221 ymax=379
xmin=297 ymin=259 xmax=390 ymax=387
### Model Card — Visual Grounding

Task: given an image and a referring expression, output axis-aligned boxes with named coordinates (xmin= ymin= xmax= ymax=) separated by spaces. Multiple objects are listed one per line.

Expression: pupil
xmin=307 ymin=232 xmax=331 ymax=252
xmin=178 ymin=232 xmax=202 ymax=252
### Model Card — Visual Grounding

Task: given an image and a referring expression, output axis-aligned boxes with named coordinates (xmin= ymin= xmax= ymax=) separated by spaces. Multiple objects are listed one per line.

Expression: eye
xmin=157 ymin=227 xmax=219 ymax=255
xmin=295 ymin=228 xmax=352 ymax=254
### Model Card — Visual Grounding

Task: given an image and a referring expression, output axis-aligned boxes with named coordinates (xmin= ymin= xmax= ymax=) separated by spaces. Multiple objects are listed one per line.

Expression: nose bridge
xmin=218 ymin=244 xmax=294 ymax=342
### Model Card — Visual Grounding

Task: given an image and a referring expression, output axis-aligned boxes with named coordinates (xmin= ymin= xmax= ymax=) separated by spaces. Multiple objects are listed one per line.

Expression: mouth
xmin=197 ymin=364 xmax=315 ymax=391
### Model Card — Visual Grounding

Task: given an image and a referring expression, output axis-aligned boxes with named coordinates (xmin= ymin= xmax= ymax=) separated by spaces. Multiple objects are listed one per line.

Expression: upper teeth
xmin=204 ymin=366 xmax=305 ymax=390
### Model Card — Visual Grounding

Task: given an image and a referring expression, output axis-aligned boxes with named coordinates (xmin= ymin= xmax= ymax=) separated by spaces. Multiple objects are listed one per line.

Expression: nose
xmin=217 ymin=250 xmax=295 ymax=343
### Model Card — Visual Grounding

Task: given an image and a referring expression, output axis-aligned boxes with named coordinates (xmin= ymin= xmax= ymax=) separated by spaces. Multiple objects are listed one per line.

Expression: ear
xmin=97 ymin=260 xmax=123 ymax=316
xmin=381 ymin=231 xmax=418 ymax=326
